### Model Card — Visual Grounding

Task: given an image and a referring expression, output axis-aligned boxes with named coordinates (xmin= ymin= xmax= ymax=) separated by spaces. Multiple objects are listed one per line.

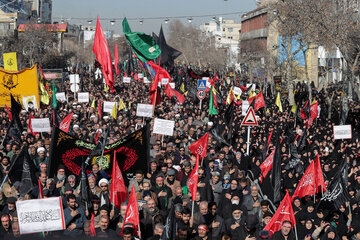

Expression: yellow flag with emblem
xmin=275 ymin=92 xmax=283 ymax=112
xmin=3 ymin=52 xmax=18 ymax=71
xmin=118 ymin=98 xmax=126 ymax=110
xmin=39 ymin=81 xmax=50 ymax=105
xmin=249 ymin=89 xmax=256 ymax=99
xmin=91 ymin=98 xmax=96 ymax=109
xmin=291 ymin=103 xmax=297 ymax=114
xmin=111 ymin=103 xmax=117 ymax=119
xmin=226 ymin=87 xmax=233 ymax=104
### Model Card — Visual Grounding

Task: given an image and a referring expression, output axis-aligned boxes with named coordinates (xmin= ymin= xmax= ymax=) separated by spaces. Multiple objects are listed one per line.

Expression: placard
xmin=136 ymin=104 xmax=153 ymax=118
xmin=233 ymin=87 xmax=241 ymax=96
xmin=333 ymin=125 xmax=352 ymax=140
xmin=56 ymin=92 xmax=66 ymax=101
xmin=77 ymin=92 xmax=89 ymax=103
xmin=17 ymin=197 xmax=65 ymax=234
xmin=123 ymin=77 xmax=131 ymax=83
xmin=246 ymin=83 xmax=256 ymax=91
xmin=161 ymin=78 xmax=169 ymax=85
xmin=69 ymin=74 xmax=80 ymax=83
xmin=31 ymin=118 xmax=51 ymax=132
xmin=153 ymin=118 xmax=175 ymax=136
xmin=169 ymin=83 xmax=175 ymax=89
xmin=22 ymin=95 xmax=38 ymax=111
xmin=103 ymin=101 xmax=116 ymax=113
xmin=143 ymin=77 xmax=151 ymax=84
xmin=242 ymin=100 xmax=249 ymax=116
xmin=138 ymin=73 xmax=143 ymax=78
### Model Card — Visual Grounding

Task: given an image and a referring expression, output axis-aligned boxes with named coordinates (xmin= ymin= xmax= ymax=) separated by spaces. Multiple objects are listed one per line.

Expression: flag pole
xmin=152 ymin=57 xmax=161 ymax=116
xmin=191 ymin=200 xmax=195 ymax=217
xmin=294 ymin=224 xmax=299 ymax=240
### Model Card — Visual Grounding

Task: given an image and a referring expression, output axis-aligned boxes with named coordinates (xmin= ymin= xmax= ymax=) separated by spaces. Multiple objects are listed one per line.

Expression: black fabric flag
xmin=48 ymin=124 xmax=150 ymax=182
xmin=80 ymin=161 xmax=90 ymax=206
xmin=8 ymin=145 xmax=37 ymax=197
xmin=271 ymin=132 xmax=282 ymax=204
xmin=209 ymin=124 xmax=231 ymax=151
xmin=318 ymin=158 xmax=350 ymax=211
xmin=153 ymin=26 xmax=182 ymax=68
xmin=224 ymin=102 xmax=235 ymax=142
xmin=3 ymin=95 xmax=23 ymax=146
xmin=161 ymin=205 xmax=176 ymax=240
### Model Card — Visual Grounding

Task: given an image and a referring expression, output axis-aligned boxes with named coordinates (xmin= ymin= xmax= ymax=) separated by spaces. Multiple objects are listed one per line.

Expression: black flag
xmin=318 ymin=159 xmax=350 ymax=210
xmin=154 ymin=26 xmax=182 ymax=68
xmin=161 ymin=206 xmax=176 ymax=240
xmin=271 ymin=131 xmax=282 ymax=204
xmin=8 ymin=145 xmax=37 ymax=197
xmin=3 ymin=95 xmax=23 ymax=146
xmin=80 ymin=161 xmax=90 ymax=206
xmin=224 ymin=101 xmax=235 ymax=142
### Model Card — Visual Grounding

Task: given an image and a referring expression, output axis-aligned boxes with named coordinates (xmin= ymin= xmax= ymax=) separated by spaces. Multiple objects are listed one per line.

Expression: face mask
xmin=231 ymin=200 xmax=239 ymax=205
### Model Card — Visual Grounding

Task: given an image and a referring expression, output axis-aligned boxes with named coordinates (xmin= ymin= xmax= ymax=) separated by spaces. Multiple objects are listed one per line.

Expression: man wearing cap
xmin=54 ymin=165 xmax=67 ymax=189
xmin=165 ymin=168 xmax=181 ymax=195
xmin=152 ymin=173 xmax=172 ymax=214
xmin=34 ymin=147 xmax=48 ymax=167
xmin=225 ymin=204 xmax=245 ymax=239
xmin=98 ymin=178 xmax=111 ymax=208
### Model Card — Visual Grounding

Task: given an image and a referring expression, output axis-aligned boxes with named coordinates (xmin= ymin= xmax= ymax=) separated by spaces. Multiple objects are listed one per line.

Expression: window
xmin=228 ymin=28 xmax=233 ymax=32
xmin=223 ymin=28 xmax=225 ymax=31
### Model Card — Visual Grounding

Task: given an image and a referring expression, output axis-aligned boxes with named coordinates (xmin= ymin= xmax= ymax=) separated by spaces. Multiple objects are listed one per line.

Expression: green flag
xmin=122 ymin=17 xmax=161 ymax=63
xmin=52 ymin=81 xmax=57 ymax=109
xmin=209 ymin=86 xmax=218 ymax=115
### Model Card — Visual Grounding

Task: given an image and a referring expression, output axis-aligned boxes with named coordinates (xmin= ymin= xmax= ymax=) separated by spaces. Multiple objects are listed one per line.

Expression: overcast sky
xmin=53 ymin=0 xmax=256 ymax=35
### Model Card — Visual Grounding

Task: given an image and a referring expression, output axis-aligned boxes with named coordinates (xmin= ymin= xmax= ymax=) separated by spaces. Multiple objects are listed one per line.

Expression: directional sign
xmin=197 ymin=79 xmax=207 ymax=90
xmin=241 ymin=107 xmax=258 ymax=126
xmin=197 ymin=90 xmax=206 ymax=100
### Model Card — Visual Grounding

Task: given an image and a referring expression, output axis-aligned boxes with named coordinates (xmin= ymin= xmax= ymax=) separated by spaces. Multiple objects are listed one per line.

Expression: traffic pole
xmin=199 ymin=99 xmax=202 ymax=111
xmin=246 ymin=126 xmax=251 ymax=155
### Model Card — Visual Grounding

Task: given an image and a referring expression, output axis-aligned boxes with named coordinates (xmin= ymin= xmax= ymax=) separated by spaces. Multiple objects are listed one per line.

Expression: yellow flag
xmin=266 ymin=108 xmax=270 ymax=115
xmin=291 ymin=103 xmax=297 ymax=114
xmin=312 ymin=98 xmax=316 ymax=105
xmin=184 ymin=91 xmax=188 ymax=96
xmin=249 ymin=89 xmax=256 ymax=99
xmin=226 ymin=87 xmax=233 ymax=104
xmin=111 ymin=103 xmax=117 ymax=119
xmin=275 ymin=92 xmax=283 ymax=112
xmin=118 ymin=98 xmax=126 ymax=110
xmin=39 ymin=81 xmax=50 ymax=105
xmin=128 ymin=101 xmax=132 ymax=109
xmin=104 ymin=83 xmax=109 ymax=93
xmin=91 ymin=99 xmax=96 ymax=109
xmin=180 ymin=83 xmax=185 ymax=93
xmin=3 ymin=52 xmax=18 ymax=71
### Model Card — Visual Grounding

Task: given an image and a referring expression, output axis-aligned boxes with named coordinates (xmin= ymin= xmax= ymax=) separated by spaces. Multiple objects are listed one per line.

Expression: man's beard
xmin=57 ymin=173 xmax=66 ymax=181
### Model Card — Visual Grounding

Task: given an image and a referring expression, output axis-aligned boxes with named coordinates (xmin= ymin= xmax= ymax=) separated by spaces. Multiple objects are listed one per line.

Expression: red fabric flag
xmin=121 ymin=185 xmax=140 ymax=237
xmin=308 ymin=101 xmax=318 ymax=126
xmin=300 ymin=101 xmax=309 ymax=119
xmin=260 ymin=149 xmax=275 ymax=182
xmin=28 ymin=114 xmax=37 ymax=136
xmin=98 ymin=100 xmax=102 ymax=119
xmin=149 ymin=59 xmax=162 ymax=106
xmin=315 ymin=154 xmax=326 ymax=193
xmin=110 ymin=152 xmax=128 ymax=209
xmin=94 ymin=130 xmax=101 ymax=144
xmin=292 ymin=160 xmax=316 ymax=199
xmin=59 ymin=113 xmax=73 ymax=133
xmin=5 ymin=105 xmax=12 ymax=121
xmin=90 ymin=213 xmax=96 ymax=237
xmin=175 ymin=90 xmax=185 ymax=104
xmin=264 ymin=192 xmax=296 ymax=236
xmin=239 ymin=86 xmax=248 ymax=92
xmin=189 ymin=132 xmax=209 ymax=158
xmin=164 ymin=83 xmax=176 ymax=99
xmin=93 ymin=16 xmax=114 ymax=92
xmin=248 ymin=92 xmax=265 ymax=111
xmin=114 ymin=40 xmax=120 ymax=75
xmin=187 ymin=155 xmax=200 ymax=201
xmin=147 ymin=60 xmax=172 ymax=82
xmin=38 ymin=179 xmax=43 ymax=199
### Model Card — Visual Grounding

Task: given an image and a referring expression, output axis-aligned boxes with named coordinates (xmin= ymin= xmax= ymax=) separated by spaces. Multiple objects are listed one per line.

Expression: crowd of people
xmin=0 ymin=63 xmax=359 ymax=240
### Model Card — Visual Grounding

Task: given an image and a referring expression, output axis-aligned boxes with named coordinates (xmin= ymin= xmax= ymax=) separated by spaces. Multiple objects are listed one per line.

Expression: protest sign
xmin=161 ymin=78 xmax=169 ymax=85
xmin=17 ymin=197 xmax=65 ymax=234
xmin=123 ymin=77 xmax=131 ymax=83
xmin=242 ymin=100 xmax=249 ymax=116
xmin=143 ymin=77 xmax=151 ymax=84
xmin=77 ymin=92 xmax=89 ymax=103
xmin=169 ymin=82 xmax=175 ymax=89
xmin=138 ymin=73 xmax=143 ymax=78
xmin=103 ymin=101 xmax=116 ymax=113
xmin=233 ymin=87 xmax=241 ymax=96
xmin=136 ymin=104 xmax=153 ymax=118
xmin=55 ymin=92 xmax=66 ymax=102
xmin=153 ymin=118 xmax=174 ymax=136
xmin=246 ymin=83 xmax=256 ymax=91
xmin=22 ymin=95 xmax=38 ymax=111
xmin=333 ymin=125 xmax=352 ymax=140
xmin=31 ymin=118 xmax=51 ymax=132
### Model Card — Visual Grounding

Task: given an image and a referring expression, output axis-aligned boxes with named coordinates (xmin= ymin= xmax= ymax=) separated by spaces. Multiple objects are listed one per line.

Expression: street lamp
xmin=87 ymin=20 xmax=92 ymax=25
xmin=110 ymin=20 xmax=116 ymax=25
xmin=164 ymin=18 xmax=169 ymax=24
xmin=139 ymin=19 xmax=143 ymax=24
xmin=37 ymin=18 xmax=41 ymax=24
xmin=188 ymin=17 xmax=193 ymax=23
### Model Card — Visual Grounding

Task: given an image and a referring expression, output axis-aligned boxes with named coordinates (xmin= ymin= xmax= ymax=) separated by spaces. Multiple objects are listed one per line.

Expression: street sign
xmin=197 ymin=90 xmax=206 ymax=100
xmin=197 ymin=79 xmax=207 ymax=90
xmin=241 ymin=107 xmax=258 ymax=126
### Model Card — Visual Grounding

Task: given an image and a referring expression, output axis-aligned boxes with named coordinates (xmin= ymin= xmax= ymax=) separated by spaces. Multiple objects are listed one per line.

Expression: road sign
xmin=197 ymin=79 xmax=207 ymax=90
xmin=197 ymin=90 xmax=206 ymax=100
xmin=241 ymin=107 xmax=258 ymax=126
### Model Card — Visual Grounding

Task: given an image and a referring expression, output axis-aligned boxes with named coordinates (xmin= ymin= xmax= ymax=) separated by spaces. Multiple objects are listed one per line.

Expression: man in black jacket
xmin=271 ymin=220 xmax=295 ymax=240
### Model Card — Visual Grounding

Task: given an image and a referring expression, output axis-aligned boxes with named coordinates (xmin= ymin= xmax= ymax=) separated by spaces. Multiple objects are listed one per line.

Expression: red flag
xmin=187 ymin=155 xmax=200 ymax=201
xmin=114 ymin=40 xmax=120 ymax=75
xmin=260 ymin=149 xmax=275 ymax=182
xmin=94 ymin=130 xmax=101 ymax=144
xmin=264 ymin=192 xmax=296 ymax=236
xmin=149 ymin=59 xmax=162 ymax=106
xmin=28 ymin=114 xmax=37 ymax=136
xmin=110 ymin=152 xmax=128 ymax=209
xmin=189 ymin=132 xmax=209 ymax=158
xmin=147 ymin=60 xmax=172 ymax=82
xmin=38 ymin=179 xmax=43 ymax=199
xmin=164 ymin=83 xmax=176 ymax=99
xmin=308 ymin=101 xmax=318 ymax=126
xmin=175 ymin=90 xmax=185 ymax=104
xmin=5 ymin=105 xmax=12 ymax=121
xmin=90 ymin=213 xmax=96 ymax=237
xmin=93 ymin=17 xmax=114 ymax=92
xmin=59 ymin=113 xmax=73 ymax=133
xmin=121 ymin=185 xmax=140 ymax=237
xmin=98 ymin=100 xmax=102 ymax=119
xmin=292 ymin=160 xmax=316 ymax=199
xmin=300 ymin=101 xmax=309 ymax=119
xmin=315 ymin=154 xmax=326 ymax=193
xmin=248 ymin=92 xmax=265 ymax=110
